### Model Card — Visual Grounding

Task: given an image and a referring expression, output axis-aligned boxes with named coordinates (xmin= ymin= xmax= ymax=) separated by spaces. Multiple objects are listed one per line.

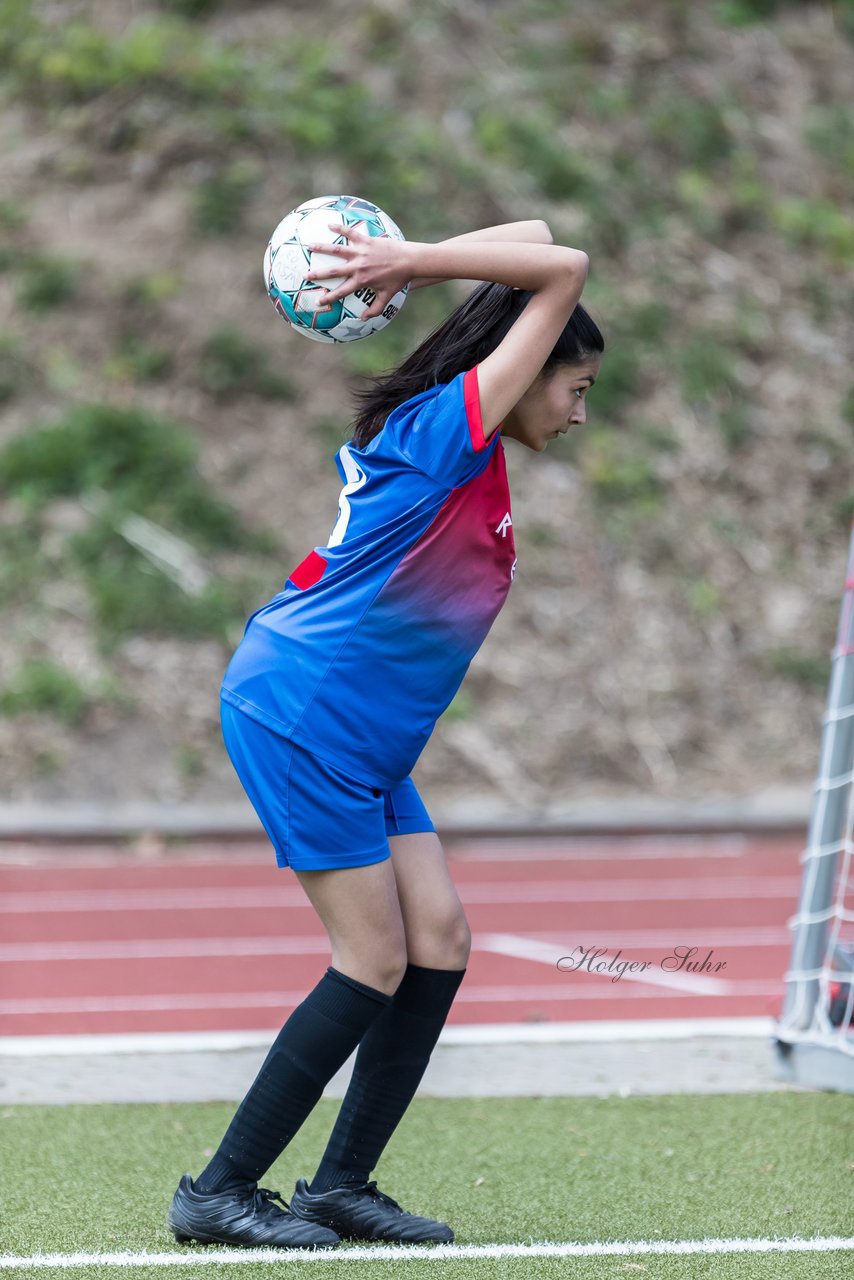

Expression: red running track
xmin=0 ymin=832 xmax=803 ymax=1038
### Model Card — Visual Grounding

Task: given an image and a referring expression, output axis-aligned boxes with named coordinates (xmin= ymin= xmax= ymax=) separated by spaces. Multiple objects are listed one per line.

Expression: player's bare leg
xmin=294 ymin=858 xmax=409 ymax=994
xmin=169 ymin=865 xmax=406 ymax=1249
xmin=290 ymin=833 xmax=465 ymax=1241
xmin=386 ymin=830 xmax=472 ymax=970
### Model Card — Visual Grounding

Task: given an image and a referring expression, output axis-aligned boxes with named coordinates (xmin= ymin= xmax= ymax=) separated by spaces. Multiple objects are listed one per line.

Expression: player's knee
xmin=375 ymin=949 xmax=409 ymax=993
xmin=446 ymin=911 xmax=472 ymax=968
xmin=333 ymin=941 xmax=408 ymax=995
xmin=410 ymin=907 xmax=471 ymax=969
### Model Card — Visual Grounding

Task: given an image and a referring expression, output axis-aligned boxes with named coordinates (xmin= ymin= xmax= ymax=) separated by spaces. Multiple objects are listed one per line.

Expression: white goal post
xmin=773 ymin=520 xmax=854 ymax=1092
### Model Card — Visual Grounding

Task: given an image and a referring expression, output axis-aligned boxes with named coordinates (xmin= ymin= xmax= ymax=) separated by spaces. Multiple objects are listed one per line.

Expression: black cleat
xmin=167 ymin=1173 xmax=340 ymax=1249
xmin=289 ymin=1176 xmax=454 ymax=1243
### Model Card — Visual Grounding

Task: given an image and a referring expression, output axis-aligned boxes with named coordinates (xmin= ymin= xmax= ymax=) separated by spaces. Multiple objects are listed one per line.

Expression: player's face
xmin=501 ymin=356 xmax=602 ymax=452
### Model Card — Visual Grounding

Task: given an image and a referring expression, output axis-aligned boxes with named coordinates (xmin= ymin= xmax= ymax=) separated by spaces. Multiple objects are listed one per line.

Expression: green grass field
xmin=2 ymin=1093 xmax=852 ymax=1279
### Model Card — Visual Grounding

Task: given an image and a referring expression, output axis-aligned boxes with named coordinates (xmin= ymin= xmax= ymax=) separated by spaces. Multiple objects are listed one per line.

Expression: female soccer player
xmin=168 ymin=219 xmax=603 ymax=1250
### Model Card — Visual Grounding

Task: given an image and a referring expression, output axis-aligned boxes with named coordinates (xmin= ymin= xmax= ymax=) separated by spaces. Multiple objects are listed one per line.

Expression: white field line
xmin=0 ymin=1017 xmax=777 ymax=1056
xmin=0 ymin=927 xmax=791 ymax=963
xmin=0 ymin=1238 xmax=851 ymax=1267
xmin=0 ymin=981 xmax=785 ymax=1018
xmin=0 ymin=877 xmax=803 ymax=914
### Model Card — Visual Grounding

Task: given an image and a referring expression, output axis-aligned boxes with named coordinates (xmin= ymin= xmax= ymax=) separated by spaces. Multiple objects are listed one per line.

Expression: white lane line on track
xmin=0 ymin=926 xmax=791 ymax=962
xmin=472 ymin=927 xmax=791 ymax=948
xmin=0 ymin=981 xmax=784 ymax=1017
xmin=0 ymin=936 xmax=332 ymax=961
xmin=0 ymin=877 xmax=803 ymax=914
xmin=450 ymin=835 xmax=751 ymax=860
xmin=478 ymin=933 xmax=729 ymax=993
xmin=0 ymin=1238 xmax=851 ymax=1266
xmin=0 ymin=1017 xmax=777 ymax=1055
xmin=0 ymin=833 xmax=755 ymax=869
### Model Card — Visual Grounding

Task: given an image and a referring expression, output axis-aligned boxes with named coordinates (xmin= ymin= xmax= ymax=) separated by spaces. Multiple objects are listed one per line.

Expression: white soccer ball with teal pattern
xmin=263 ymin=195 xmax=408 ymax=343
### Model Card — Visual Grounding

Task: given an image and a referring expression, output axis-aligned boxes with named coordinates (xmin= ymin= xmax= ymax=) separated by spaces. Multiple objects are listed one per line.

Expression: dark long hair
xmin=350 ymin=282 xmax=605 ymax=448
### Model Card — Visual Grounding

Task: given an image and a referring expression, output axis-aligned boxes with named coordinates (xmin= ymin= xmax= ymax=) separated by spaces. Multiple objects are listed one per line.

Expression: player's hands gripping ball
xmin=264 ymin=195 xmax=410 ymax=343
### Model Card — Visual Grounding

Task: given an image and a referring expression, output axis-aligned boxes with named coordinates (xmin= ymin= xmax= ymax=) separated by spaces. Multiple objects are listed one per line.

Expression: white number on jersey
xmin=327 ymin=445 xmax=368 ymax=548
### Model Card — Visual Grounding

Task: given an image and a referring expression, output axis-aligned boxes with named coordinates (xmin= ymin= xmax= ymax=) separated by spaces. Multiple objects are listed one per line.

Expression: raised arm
xmin=306 ymin=223 xmax=589 ymax=440
xmin=408 ymin=219 xmax=554 ymax=289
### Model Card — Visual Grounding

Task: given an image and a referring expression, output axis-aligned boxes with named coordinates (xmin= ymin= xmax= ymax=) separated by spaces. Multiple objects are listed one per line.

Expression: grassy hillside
xmin=0 ymin=0 xmax=852 ymax=812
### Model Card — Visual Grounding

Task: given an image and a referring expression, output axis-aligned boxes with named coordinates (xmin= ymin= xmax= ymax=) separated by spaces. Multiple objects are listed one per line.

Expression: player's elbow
xmin=532 ymin=219 xmax=554 ymax=244
xmin=570 ymin=248 xmax=590 ymax=276
xmin=553 ymin=248 xmax=589 ymax=291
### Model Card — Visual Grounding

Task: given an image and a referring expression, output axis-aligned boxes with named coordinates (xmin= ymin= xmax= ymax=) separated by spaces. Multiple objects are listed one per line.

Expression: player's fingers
xmin=305 ymin=244 xmax=343 ymax=258
xmin=317 ymin=280 xmax=354 ymax=306
xmin=306 ymin=245 xmax=348 ymax=273
xmin=331 ymin=220 xmax=372 ymax=239
xmin=305 ymin=262 xmax=345 ymax=281
xmin=361 ymin=290 xmax=394 ymax=320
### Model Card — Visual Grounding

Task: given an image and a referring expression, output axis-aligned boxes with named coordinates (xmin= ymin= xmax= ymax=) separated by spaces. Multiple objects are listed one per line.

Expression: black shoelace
xmin=255 ymin=1187 xmax=290 ymax=1214
xmin=361 ymin=1181 xmax=403 ymax=1212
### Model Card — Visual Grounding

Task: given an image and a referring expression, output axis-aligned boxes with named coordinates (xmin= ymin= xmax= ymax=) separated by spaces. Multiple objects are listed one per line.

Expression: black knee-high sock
xmin=308 ymin=963 xmax=465 ymax=1194
xmin=196 ymin=967 xmax=391 ymax=1194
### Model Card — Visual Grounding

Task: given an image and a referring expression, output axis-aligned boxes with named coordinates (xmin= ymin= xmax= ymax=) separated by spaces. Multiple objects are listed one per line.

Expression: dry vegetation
xmin=0 ymin=0 xmax=852 ymax=817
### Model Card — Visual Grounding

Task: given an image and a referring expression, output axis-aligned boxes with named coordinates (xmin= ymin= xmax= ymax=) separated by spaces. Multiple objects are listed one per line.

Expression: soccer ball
xmin=263 ymin=195 xmax=408 ymax=343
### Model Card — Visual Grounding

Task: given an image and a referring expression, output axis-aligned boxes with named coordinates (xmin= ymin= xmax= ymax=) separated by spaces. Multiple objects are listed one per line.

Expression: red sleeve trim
xmin=289 ymin=550 xmax=327 ymax=590
xmin=463 ymin=365 xmax=488 ymax=453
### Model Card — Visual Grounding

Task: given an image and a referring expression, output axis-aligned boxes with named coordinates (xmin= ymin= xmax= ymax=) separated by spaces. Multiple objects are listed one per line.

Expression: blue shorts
xmin=220 ymin=700 xmax=435 ymax=871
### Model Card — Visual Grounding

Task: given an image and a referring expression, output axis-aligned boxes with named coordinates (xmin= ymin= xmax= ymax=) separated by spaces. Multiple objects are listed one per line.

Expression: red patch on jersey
xmin=463 ymin=366 xmax=487 ymax=452
xmin=289 ymin=550 xmax=327 ymax=590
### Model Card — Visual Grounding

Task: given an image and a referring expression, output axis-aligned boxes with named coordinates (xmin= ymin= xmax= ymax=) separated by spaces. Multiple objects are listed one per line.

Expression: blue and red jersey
xmin=220 ymin=365 xmax=516 ymax=788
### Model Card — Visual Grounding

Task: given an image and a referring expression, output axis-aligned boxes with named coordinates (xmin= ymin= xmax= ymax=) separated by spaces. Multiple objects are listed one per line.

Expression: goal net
xmin=774 ymin=520 xmax=854 ymax=1091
